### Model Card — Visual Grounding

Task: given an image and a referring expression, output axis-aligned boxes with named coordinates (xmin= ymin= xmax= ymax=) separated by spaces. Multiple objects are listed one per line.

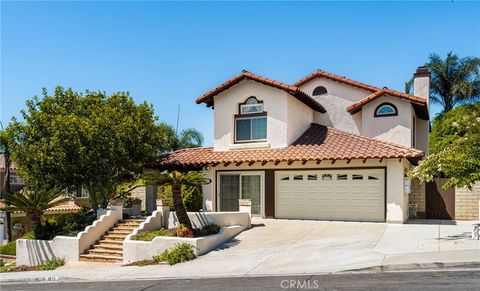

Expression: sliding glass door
xmin=218 ymin=172 xmax=263 ymax=216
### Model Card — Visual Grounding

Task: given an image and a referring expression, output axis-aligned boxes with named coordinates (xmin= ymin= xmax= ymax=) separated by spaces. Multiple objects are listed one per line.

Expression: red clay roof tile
xmin=196 ymin=71 xmax=326 ymax=113
xmin=156 ymin=123 xmax=423 ymax=168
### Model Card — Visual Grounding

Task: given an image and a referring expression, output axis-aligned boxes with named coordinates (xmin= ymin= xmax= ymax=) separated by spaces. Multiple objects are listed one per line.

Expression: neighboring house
xmin=157 ymin=68 xmax=432 ymax=224
xmin=0 ymin=154 xmax=25 ymax=196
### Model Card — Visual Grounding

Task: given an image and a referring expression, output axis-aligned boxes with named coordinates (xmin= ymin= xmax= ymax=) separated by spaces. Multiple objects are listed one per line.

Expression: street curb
xmin=341 ymin=261 xmax=480 ymax=273
xmin=2 ymin=261 xmax=479 ymax=285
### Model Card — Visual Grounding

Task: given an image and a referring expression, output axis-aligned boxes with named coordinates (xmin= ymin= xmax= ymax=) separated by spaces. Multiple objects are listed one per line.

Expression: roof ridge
xmin=294 ymin=69 xmax=426 ymax=101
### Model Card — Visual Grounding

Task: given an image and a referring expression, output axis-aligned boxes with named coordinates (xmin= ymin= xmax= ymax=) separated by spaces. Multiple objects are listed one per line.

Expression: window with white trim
xmin=235 ymin=97 xmax=267 ymax=142
xmin=374 ymin=102 xmax=398 ymax=117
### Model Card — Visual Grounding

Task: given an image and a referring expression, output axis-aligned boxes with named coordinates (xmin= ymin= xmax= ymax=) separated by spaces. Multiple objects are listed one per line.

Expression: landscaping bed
xmin=131 ymin=223 xmax=221 ymax=241
xmin=124 ymin=243 xmax=196 ymax=266
xmin=0 ymin=257 xmax=64 ymax=273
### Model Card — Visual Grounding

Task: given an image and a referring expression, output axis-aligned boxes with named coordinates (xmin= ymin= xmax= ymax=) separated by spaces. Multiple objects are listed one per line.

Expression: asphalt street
xmin=1 ymin=270 xmax=479 ymax=291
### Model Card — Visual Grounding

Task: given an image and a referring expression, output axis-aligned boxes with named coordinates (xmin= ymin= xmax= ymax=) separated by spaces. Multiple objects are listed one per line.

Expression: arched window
xmin=239 ymin=97 xmax=263 ymax=114
xmin=312 ymin=86 xmax=327 ymax=96
xmin=235 ymin=97 xmax=267 ymax=142
xmin=374 ymin=102 xmax=398 ymax=117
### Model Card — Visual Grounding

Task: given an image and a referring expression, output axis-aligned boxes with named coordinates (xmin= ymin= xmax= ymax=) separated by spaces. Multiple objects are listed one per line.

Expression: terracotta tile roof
xmin=293 ymin=69 xmax=381 ymax=92
xmin=195 ymin=71 xmax=326 ymax=113
xmin=294 ymin=70 xmax=429 ymax=119
xmin=0 ymin=154 xmax=18 ymax=170
xmin=0 ymin=197 xmax=81 ymax=212
xmin=156 ymin=123 xmax=423 ymax=168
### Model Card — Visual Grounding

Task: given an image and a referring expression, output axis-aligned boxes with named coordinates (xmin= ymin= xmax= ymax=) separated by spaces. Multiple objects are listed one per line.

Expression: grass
xmin=0 ymin=241 xmax=16 ymax=256
xmin=132 ymin=228 xmax=174 ymax=241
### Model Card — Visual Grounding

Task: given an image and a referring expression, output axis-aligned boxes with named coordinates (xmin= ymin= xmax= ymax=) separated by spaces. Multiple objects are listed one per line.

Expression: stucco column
xmin=386 ymin=159 xmax=406 ymax=223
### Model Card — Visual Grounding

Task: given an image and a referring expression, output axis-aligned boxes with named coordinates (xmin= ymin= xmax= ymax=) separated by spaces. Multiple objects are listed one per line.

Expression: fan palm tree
xmin=5 ymin=188 xmax=69 ymax=232
xmin=156 ymin=123 xmax=204 ymax=153
xmin=426 ymin=52 xmax=480 ymax=113
xmin=143 ymin=171 xmax=209 ymax=229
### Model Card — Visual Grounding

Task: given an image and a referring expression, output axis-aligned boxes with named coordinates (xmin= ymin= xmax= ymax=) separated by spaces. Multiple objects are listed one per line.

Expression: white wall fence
xmin=16 ymin=206 xmax=123 ymax=266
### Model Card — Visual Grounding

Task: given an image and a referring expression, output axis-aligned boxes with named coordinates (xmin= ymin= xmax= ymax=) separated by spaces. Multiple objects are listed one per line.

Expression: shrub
xmin=161 ymin=184 xmax=203 ymax=212
xmin=132 ymin=229 xmax=174 ymax=241
xmin=176 ymin=224 xmax=194 ymax=238
xmin=202 ymin=224 xmax=221 ymax=235
xmin=37 ymin=257 xmax=65 ymax=271
xmin=0 ymin=241 xmax=16 ymax=256
xmin=153 ymin=243 xmax=196 ymax=265
xmin=35 ymin=209 xmax=96 ymax=240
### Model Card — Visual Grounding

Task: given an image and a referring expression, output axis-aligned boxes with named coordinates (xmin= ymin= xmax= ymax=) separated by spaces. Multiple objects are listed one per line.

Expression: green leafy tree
xmin=5 ymin=188 xmax=68 ymax=232
xmin=7 ymin=87 xmax=165 ymax=211
xmin=410 ymin=103 xmax=480 ymax=189
xmin=426 ymin=52 xmax=480 ymax=113
xmin=143 ymin=171 xmax=209 ymax=230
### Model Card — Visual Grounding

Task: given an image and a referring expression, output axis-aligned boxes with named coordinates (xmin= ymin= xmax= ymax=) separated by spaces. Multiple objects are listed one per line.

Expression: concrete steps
xmin=80 ymin=219 xmax=144 ymax=263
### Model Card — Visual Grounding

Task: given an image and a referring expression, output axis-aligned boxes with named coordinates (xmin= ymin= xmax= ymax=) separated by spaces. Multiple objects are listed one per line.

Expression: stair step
xmin=99 ymin=239 xmax=123 ymax=245
xmin=80 ymin=254 xmax=122 ymax=263
xmin=103 ymin=234 xmax=127 ymax=240
xmin=114 ymin=226 xmax=138 ymax=231
xmin=93 ymin=244 xmax=123 ymax=250
xmin=110 ymin=230 xmax=132 ymax=235
xmin=87 ymin=248 xmax=123 ymax=255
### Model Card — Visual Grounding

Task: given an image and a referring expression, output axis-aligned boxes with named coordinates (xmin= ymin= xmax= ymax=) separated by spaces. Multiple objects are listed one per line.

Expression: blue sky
xmin=1 ymin=1 xmax=479 ymax=146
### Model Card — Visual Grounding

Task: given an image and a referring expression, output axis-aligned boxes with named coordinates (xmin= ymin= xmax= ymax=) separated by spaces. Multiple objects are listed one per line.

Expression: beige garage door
xmin=275 ymin=169 xmax=385 ymax=222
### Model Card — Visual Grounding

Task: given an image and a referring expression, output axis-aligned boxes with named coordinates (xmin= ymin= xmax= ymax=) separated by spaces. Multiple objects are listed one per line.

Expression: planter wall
xmin=123 ymin=211 xmax=250 ymax=263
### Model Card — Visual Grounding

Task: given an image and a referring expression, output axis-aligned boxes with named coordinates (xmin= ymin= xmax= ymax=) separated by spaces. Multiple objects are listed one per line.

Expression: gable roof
xmin=195 ymin=71 xmax=326 ymax=113
xmin=156 ymin=123 xmax=423 ymax=169
xmin=293 ymin=69 xmax=429 ymax=119
xmin=347 ymin=89 xmax=429 ymax=119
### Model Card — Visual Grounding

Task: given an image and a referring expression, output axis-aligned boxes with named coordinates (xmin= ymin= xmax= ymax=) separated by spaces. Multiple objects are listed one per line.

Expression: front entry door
xmin=219 ymin=173 xmax=262 ymax=216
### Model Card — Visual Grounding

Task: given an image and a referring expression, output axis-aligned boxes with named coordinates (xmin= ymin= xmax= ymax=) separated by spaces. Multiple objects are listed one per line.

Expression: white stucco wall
xmin=286 ymin=95 xmax=313 ymax=144
xmin=416 ymin=118 xmax=429 ymax=155
xmin=362 ymin=95 xmax=413 ymax=147
xmin=202 ymin=158 xmax=409 ymax=223
xmin=298 ymin=77 xmax=371 ymax=134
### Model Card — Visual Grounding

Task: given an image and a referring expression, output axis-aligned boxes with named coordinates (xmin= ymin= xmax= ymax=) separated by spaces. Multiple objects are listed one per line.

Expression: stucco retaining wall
xmin=455 ymin=183 xmax=480 ymax=220
xmin=16 ymin=206 xmax=122 ymax=266
xmin=123 ymin=225 xmax=242 ymax=263
xmin=123 ymin=211 xmax=250 ymax=263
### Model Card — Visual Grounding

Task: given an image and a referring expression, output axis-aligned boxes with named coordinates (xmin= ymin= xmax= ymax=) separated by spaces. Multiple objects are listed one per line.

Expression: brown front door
xmin=426 ymin=178 xmax=455 ymax=219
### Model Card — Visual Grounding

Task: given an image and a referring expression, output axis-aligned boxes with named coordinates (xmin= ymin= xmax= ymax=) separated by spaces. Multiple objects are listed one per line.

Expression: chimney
xmin=413 ymin=66 xmax=431 ymax=106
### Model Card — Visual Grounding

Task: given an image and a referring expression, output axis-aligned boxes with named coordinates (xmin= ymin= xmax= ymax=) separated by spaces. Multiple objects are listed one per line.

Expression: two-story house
xmin=157 ymin=67 xmax=431 ymax=223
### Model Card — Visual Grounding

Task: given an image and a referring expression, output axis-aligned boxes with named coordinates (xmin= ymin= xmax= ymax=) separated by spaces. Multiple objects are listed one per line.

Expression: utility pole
xmin=175 ymin=105 xmax=181 ymax=135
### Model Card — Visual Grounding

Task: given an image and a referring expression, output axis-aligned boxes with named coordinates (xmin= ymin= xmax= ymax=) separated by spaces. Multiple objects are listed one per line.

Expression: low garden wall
xmin=123 ymin=211 xmax=250 ymax=263
xmin=16 ymin=206 xmax=123 ymax=266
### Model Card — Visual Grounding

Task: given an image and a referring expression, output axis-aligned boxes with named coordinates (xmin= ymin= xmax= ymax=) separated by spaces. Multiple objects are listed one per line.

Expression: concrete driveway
xmin=3 ymin=218 xmax=479 ymax=282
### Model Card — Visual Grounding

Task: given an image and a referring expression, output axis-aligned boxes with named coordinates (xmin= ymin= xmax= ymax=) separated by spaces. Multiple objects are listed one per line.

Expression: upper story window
xmin=235 ymin=97 xmax=267 ymax=142
xmin=374 ymin=102 xmax=398 ymax=117
xmin=312 ymin=86 xmax=328 ymax=96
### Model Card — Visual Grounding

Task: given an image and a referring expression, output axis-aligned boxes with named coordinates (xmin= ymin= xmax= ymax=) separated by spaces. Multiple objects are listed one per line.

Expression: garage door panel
xmin=276 ymin=169 xmax=384 ymax=222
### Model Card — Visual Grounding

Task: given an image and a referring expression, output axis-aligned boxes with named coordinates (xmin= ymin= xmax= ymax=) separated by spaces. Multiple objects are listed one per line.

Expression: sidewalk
xmin=1 ymin=219 xmax=479 ymax=283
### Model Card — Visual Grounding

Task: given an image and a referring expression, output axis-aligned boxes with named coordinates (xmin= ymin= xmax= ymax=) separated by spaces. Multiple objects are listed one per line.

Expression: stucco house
xmin=157 ymin=68 xmax=434 ymax=223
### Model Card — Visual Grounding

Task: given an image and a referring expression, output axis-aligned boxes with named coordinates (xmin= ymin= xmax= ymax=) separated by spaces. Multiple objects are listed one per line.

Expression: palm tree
xmin=426 ymin=52 xmax=480 ymax=113
xmin=5 ymin=188 xmax=69 ymax=232
xmin=156 ymin=123 xmax=204 ymax=153
xmin=143 ymin=171 xmax=209 ymax=230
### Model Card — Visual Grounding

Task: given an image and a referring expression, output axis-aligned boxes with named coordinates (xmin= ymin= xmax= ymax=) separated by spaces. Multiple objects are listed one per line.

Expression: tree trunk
xmin=172 ymin=184 xmax=192 ymax=229
xmin=27 ymin=211 xmax=43 ymax=234
xmin=87 ymin=185 xmax=99 ymax=214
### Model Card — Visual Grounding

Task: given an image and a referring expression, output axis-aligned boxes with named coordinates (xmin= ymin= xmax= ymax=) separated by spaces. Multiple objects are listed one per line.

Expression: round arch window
xmin=374 ymin=102 xmax=398 ymax=117
xmin=312 ymin=86 xmax=328 ymax=96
